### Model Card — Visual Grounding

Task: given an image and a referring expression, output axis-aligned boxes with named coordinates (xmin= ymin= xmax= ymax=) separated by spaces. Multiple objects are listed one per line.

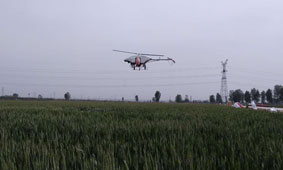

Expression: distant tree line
xmin=5 ymin=85 xmax=282 ymax=104
xmin=0 ymin=93 xmax=19 ymax=100
xmin=1 ymin=92 xmax=70 ymax=101
xmin=209 ymin=85 xmax=283 ymax=104
xmin=174 ymin=94 xmax=190 ymax=103
xmin=133 ymin=91 xmax=191 ymax=103
xmin=0 ymin=93 xmax=52 ymax=100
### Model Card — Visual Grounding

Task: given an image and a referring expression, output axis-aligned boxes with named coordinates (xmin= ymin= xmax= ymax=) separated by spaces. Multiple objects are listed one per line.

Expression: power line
xmin=0 ymin=72 xmax=220 ymax=81
xmin=229 ymin=73 xmax=282 ymax=84
xmin=0 ymin=66 xmax=220 ymax=75
xmin=229 ymin=80 xmax=271 ymax=90
xmin=1 ymin=81 xmax=219 ymax=88
xmin=230 ymin=67 xmax=283 ymax=77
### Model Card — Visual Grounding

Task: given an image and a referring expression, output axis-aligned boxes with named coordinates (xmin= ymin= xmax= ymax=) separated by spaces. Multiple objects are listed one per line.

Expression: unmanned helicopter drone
xmin=113 ymin=50 xmax=175 ymax=70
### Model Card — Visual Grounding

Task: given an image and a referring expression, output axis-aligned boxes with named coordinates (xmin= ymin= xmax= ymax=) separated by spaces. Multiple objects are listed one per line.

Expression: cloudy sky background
xmin=0 ymin=0 xmax=282 ymax=101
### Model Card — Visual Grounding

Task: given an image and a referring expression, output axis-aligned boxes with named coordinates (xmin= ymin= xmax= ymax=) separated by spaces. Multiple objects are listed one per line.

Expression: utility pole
xmin=220 ymin=59 xmax=228 ymax=103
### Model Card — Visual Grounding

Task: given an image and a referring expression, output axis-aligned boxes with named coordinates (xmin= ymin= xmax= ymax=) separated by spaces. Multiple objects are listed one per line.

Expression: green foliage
xmin=229 ymin=90 xmax=234 ymax=102
xmin=12 ymin=93 xmax=19 ymax=99
xmin=175 ymin=94 xmax=182 ymax=103
xmin=184 ymin=95 xmax=190 ymax=103
xmin=274 ymin=85 xmax=282 ymax=100
xmin=0 ymin=101 xmax=283 ymax=169
xmin=154 ymin=91 xmax=161 ymax=102
xmin=266 ymin=89 xmax=273 ymax=104
xmin=244 ymin=91 xmax=251 ymax=103
xmin=64 ymin=92 xmax=71 ymax=100
xmin=280 ymin=88 xmax=283 ymax=102
xmin=251 ymin=88 xmax=260 ymax=103
xmin=209 ymin=95 xmax=216 ymax=103
xmin=231 ymin=89 xmax=244 ymax=102
xmin=216 ymin=93 xmax=222 ymax=103
xmin=38 ymin=94 xmax=43 ymax=99
xmin=261 ymin=91 xmax=266 ymax=104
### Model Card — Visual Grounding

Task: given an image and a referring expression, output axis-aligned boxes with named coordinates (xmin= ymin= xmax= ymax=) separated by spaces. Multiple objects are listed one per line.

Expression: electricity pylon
xmin=220 ymin=59 xmax=228 ymax=103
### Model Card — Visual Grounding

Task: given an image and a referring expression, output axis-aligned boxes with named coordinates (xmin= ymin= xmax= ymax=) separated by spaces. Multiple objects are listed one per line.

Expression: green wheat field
xmin=0 ymin=100 xmax=282 ymax=170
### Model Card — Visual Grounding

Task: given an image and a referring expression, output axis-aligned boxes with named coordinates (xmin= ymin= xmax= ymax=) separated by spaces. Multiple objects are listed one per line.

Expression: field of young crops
xmin=0 ymin=100 xmax=283 ymax=170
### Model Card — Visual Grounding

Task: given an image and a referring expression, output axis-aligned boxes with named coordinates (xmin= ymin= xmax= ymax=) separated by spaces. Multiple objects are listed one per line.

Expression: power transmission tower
xmin=220 ymin=59 xmax=228 ymax=103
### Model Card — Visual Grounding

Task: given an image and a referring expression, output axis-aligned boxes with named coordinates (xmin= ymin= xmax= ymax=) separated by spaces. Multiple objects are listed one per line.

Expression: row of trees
xmin=134 ymin=91 xmax=191 ymax=103
xmin=64 ymin=91 xmax=190 ymax=103
xmin=209 ymin=85 xmax=283 ymax=104
xmin=175 ymin=94 xmax=190 ymax=103
xmin=135 ymin=91 xmax=162 ymax=102
xmin=209 ymin=93 xmax=222 ymax=104
xmin=10 ymin=86 xmax=283 ymax=104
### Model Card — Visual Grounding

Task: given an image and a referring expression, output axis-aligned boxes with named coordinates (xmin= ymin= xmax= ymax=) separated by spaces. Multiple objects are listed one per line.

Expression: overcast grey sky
xmin=0 ymin=0 xmax=282 ymax=101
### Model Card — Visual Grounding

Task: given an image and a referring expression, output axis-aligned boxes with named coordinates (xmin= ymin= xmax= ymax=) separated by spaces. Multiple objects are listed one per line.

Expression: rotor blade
xmin=151 ymin=58 xmax=175 ymax=62
xmin=113 ymin=50 xmax=139 ymax=55
xmin=140 ymin=53 xmax=164 ymax=56
xmin=145 ymin=57 xmax=175 ymax=64
xmin=168 ymin=57 xmax=176 ymax=63
xmin=113 ymin=50 xmax=164 ymax=56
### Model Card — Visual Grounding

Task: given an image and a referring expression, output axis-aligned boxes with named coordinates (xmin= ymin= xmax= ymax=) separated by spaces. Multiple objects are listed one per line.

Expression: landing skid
xmin=132 ymin=67 xmax=147 ymax=71
xmin=131 ymin=64 xmax=147 ymax=70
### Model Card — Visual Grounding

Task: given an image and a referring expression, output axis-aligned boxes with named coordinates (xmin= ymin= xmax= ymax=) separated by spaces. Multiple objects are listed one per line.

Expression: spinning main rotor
xmin=113 ymin=50 xmax=165 ymax=57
